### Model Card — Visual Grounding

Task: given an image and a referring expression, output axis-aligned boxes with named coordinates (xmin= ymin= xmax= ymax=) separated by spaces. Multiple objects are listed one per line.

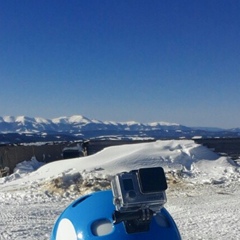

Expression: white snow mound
xmin=0 ymin=140 xmax=239 ymax=192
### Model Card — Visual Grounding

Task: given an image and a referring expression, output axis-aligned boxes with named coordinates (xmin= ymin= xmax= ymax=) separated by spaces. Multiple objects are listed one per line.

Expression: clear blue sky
xmin=1 ymin=0 xmax=240 ymax=128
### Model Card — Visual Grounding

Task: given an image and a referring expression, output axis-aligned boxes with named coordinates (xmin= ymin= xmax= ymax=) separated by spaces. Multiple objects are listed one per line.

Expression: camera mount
xmin=113 ymin=208 xmax=154 ymax=233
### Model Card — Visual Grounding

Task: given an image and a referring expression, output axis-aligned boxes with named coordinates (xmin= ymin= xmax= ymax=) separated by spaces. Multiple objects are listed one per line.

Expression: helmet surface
xmin=51 ymin=190 xmax=181 ymax=240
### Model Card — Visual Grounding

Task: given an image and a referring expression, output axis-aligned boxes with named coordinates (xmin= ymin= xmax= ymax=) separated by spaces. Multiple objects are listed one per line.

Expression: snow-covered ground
xmin=0 ymin=140 xmax=239 ymax=239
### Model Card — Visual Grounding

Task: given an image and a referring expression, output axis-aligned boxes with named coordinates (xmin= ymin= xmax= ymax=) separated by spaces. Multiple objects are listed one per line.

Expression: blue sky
xmin=0 ymin=0 xmax=240 ymax=128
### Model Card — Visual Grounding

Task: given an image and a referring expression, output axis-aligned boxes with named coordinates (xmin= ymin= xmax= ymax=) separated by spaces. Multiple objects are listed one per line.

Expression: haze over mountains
xmin=0 ymin=115 xmax=240 ymax=143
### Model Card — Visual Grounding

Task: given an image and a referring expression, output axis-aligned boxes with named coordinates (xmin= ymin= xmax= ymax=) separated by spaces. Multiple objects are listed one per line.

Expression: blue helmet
xmin=51 ymin=190 xmax=181 ymax=240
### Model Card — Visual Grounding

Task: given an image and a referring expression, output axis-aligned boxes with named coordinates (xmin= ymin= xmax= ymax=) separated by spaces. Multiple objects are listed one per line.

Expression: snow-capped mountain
xmin=0 ymin=115 xmax=239 ymax=143
xmin=0 ymin=115 xmax=188 ymax=133
xmin=0 ymin=116 xmax=56 ymax=133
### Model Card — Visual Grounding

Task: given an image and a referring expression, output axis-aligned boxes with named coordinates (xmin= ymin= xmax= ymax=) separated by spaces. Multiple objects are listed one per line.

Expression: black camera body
xmin=111 ymin=167 xmax=168 ymax=214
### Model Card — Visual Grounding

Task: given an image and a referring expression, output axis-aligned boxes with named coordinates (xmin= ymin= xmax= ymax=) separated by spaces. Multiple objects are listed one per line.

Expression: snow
xmin=0 ymin=140 xmax=239 ymax=239
xmin=52 ymin=115 xmax=91 ymax=124
xmin=35 ymin=117 xmax=52 ymax=124
xmin=148 ymin=121 xmax=180 ymax=127
xmin=2 ymin=116 xmax=16 ymax=123
xmin=1 ymin=114 xmax=186 ymax=133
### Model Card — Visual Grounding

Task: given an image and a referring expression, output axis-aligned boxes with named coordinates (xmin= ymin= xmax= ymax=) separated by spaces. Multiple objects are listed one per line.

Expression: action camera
xmin=111 ymin=167 xmax=167 ymax=218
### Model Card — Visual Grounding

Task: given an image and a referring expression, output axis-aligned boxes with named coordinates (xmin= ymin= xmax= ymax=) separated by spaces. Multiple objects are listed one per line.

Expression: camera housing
xmin=111 ymin=167 xmax=167 ymax=214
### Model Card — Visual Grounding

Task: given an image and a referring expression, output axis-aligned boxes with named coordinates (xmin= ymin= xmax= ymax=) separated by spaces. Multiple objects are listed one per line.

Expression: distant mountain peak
xmin=2 ymin=116 xmax=16 ymax=123
xmin=52 ymin=115 xmax=90 ymax=124
xmin=150 ymin=121 xmax=180 ymax=126
xmin=0 ymin=114 xmax=184 ymax=133
xmin=68 ymin=115 xmax=91 ymax=124
xmin=0 ymin=115 xmax=238 ymax=141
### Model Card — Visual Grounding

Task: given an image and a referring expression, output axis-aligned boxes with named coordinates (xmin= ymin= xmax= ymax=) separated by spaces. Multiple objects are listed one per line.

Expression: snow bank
xmin=0 ymin=157 xmax=45 ymax=184
xmin=0 ymin=140 xmax=239 ymax=193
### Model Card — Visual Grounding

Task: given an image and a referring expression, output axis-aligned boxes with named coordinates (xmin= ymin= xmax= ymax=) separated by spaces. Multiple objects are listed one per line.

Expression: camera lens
xmin=127 ymin=191 xmax=136 ymax=199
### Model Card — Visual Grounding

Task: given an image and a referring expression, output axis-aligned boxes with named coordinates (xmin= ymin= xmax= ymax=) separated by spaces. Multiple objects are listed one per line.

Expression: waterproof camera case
xmin=111 ymin=167 xmax=167 ymax=214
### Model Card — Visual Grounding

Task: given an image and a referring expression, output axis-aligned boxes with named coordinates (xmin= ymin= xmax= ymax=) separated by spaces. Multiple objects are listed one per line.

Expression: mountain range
xmin=0 ymin=115 xmax=240 ymax=143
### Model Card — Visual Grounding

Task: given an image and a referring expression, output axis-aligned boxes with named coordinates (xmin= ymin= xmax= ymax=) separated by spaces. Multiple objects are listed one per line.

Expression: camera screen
xmin=123 ymin=179 xmax=134 ymax=191
xmin=138 ymin=167 xmax=167 ymax=193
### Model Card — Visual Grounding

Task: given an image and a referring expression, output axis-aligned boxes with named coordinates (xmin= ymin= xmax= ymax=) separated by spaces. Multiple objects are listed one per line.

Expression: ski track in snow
xmin=0 ymin=191 xmax=69 ymax=240
xmin=167 ymin=183 xmax=240 ymax=240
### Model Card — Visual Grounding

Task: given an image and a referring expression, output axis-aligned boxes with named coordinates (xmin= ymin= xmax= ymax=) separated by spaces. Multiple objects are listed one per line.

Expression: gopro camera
xmin=111 ymin=167 xmax=167 ymax=214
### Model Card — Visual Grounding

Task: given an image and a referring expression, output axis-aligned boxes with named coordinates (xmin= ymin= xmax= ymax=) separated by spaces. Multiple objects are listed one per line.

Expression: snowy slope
xmin=0 ymin=140 xmax=239 ymax=239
